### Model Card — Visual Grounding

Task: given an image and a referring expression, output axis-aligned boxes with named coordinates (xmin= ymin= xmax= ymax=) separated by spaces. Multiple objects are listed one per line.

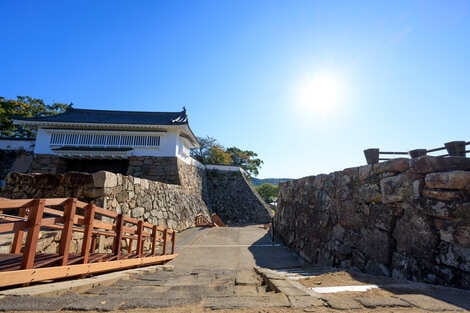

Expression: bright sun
xmin=295 ymin=72 xmax=343 ymax=115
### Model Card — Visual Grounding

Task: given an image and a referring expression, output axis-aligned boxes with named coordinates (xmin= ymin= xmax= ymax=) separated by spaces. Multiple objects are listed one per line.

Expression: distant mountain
xmin=251 ymin=178 xmax=292 ymax=186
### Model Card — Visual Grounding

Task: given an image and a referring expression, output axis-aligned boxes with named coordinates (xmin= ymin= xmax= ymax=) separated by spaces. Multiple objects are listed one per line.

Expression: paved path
xmin=0 ymin=225 xmax=469 ymax=312
xmin=173 ymin=224 xmax=303 ymax=271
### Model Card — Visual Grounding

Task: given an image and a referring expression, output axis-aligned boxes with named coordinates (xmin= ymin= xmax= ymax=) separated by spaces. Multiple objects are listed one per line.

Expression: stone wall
xmin=30 ymin=154 xmax=67 ymax=174
xmin=206 ymin=169 xmax=272 ymax=224
xmin=0 ymin=150 xmax=33 ymax=184
xmin=23 ymin=153 xmax=242 ymax=215
xmin=127 ymin=156 xmax=180 ymax=184
xmin=101 ymin=172 xmax=209 ymax=230
xmin=1 ymin=172 xmax=102 ymax=207
xmin=3 ymin=153 xmax=274 ymax=227
xmin=177 ymin=159 xmax=207 ymax=196
xmin=1 ymin=171 xmax=210 ymax=231
xmin=29 ymin=155 xmax=187 ymax=186
xmin=274 ymin=156 xmax=470 ymax=288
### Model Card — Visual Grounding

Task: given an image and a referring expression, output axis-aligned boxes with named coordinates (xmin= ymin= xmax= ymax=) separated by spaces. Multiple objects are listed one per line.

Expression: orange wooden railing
xmin=0 ymin=197 xmax=177 ymax=287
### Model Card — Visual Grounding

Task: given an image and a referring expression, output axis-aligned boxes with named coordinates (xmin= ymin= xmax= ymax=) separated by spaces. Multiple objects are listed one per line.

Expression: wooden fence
xmin=0 ymin=197 xmax=176 ymax=288
xmin=364 ymin=140 xmax=469 ymax=164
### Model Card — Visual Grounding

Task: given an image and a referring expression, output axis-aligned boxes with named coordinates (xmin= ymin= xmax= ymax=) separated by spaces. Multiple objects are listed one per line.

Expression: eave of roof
xmin=13 ymin=107 xmax=189 ymax=126
xmin=13 ymin=107 xmax=200 ymax=147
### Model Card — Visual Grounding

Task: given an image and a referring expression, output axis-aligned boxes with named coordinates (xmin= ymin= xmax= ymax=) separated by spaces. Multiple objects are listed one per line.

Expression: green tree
xmin=0 ymin=96 xmax=69 ymax=138
xmin=190 ymin=136 xmax=218 ymax=163
xmin=207 ymin=145 xmax=232 ymax=165
xmin=226 ymin=147 xmax=263 ymax=176
xmin=255 ymin=183 xmax=279 ymax=204
xmin=191 ymin=136 xmax=264 ymax=176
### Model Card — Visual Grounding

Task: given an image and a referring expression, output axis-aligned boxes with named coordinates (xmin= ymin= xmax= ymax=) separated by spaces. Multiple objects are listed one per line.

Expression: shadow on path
xmin=247 ymin=226 xmax=304 ymax=269
xmin=248 ymin=226 xmax=470 ymax=311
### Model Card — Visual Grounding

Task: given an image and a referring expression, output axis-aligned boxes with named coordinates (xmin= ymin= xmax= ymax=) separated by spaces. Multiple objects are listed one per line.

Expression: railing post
xmin=127 ymin=239 xmax=133 ymax=254
xmin=11 ymin=207 xmax=27 ymax=254
xmin=91 ymin=234 xmax=98 ymax=254
xmin=364 ymin=148 xmax=379 ymax=164
xmin=113 ymin=214 xmax=124 ymax=259
xmin=81 ymin=203 xmax=95 ymax=264
xmin=151 ymin=225 xmax=158 ymax=256
xmin=162 ymin=229 xmax=167 ymax=255
xmin=136 ymin=220 xmax=144 ymax=257
xmin=21 ymin=199 xmax=45 ymax=269
xmin=445 ymin=141 xmax=466 ymax=157
xmin=171 ymin=231 xmax=176 ymax=254
xmin=59 ymin=198 xmax=77 ymax=266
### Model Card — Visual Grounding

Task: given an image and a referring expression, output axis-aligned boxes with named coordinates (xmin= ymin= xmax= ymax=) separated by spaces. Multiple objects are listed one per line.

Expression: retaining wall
xmin=1 ymin=171 xmax=209 ymax=232
xmin=206 ymin=169 xmax=272 ymax=224
xmin=1 ymin=166 xmax=271 ymax=227
xmin=274 ymin=156 xmax=470 ymax=288
xmin=0 ymin=150 xmax=33 ymax=184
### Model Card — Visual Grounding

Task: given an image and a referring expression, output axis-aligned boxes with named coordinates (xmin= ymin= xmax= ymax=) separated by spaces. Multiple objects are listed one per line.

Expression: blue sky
xmin=1 ymin=1 xmax=469 ymax=178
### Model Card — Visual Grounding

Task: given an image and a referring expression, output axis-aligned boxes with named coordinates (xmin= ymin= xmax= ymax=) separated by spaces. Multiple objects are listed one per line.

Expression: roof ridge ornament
xmin=171 ymin=106 xmax=188 ymax=124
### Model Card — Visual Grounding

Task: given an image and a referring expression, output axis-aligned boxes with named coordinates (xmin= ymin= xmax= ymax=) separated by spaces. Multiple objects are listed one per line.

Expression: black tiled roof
xmin=15 ymin=107 xmax=188 ymax=126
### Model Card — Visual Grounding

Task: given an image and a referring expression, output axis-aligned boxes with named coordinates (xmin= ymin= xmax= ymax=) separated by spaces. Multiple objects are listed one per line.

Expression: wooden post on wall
xmin=81 ymin=203 xmax=96 ymax=264
xmin=364 ymin=148 xmax=380 ymax=164
xmin=21 ymin=199 xmax=45 ymax=269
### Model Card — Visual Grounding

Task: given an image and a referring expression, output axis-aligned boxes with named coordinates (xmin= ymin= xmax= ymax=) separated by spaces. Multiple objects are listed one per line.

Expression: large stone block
xmin=380 ymin=173 xmax=414 ymax=203
xmin=358 ymin=227 xmax=391 ymax=265
xmin=92 ymin=171 xmax=118 ymax=188
xmin=83 ymin=187 xmax=104 ymax=198
xmin=422 ymin=189 xmax=463 ymax=201
xmin=455 ymin=226 xmax=470 ymax=247
xmin=374 ymin=158 xmax=410 ymax=174
xmin=393 ymin=210 xmax=438 ymax=259
xmin=425 ymin=170 xmax=470 ymax=190
xmin=357 ymin=183 xmax=381 ymax=203
xmin=410 ymin=156 xmax=470 ymax=174
xmin=358 ymin=164 xmax=374 ymax=181
xmin=438 ymin=243 xmax=470 ymax=272
xmin=338 ymin=200 xmax=363 ymax=228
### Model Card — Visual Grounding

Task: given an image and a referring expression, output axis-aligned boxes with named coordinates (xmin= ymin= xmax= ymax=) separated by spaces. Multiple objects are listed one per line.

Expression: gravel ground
xmin=298 ymin=271 xmax=402 ymax=287
xmin=18 ymin=305 xmax=467 ymax=313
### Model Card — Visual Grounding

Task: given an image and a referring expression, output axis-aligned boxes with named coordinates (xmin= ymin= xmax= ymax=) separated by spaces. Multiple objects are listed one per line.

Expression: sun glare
xmin=295 ymin=72 xmax=343 ymax=115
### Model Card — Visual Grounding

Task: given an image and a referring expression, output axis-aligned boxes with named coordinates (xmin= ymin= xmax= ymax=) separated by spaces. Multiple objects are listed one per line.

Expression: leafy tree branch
xmin=191 ymin=136 xmax=263 ymax=176
xmin=0 ymin=96 xmax=70 ymax=138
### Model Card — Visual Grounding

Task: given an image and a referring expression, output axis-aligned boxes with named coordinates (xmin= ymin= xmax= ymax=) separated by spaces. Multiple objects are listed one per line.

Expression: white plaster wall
xmin=34 ymin=128 xmax=181 ymax=158
xmin=175 ymin=135 xmax=205 ymax=168
xmin=34 ymin=128 xmax=53 ymax=154
xmin=0 ymin=139 xmax=35 ymax=151
xmin=176 ymin=136 xmax=190 ymax=158
xmin=147 ymin=131 xmax=178 ymax=157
